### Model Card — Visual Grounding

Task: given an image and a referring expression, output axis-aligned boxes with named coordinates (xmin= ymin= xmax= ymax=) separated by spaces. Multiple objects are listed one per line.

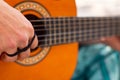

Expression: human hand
xmin=0 ymin=0 xmax=38 ymax=62
xmin=101 ymin=36 xmax=120 ymax=51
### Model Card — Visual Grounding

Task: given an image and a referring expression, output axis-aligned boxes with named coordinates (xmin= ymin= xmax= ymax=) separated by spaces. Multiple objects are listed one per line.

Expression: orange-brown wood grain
xmin=1 ymin=0 xmax=79 ymax=80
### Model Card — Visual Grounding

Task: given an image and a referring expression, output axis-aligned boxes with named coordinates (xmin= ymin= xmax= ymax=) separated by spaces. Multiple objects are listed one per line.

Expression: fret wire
xmin=38 ymin=28 xmax=118 ymax=47
xmin=37 ymin=15 xmax=117 ymax=34
xmin=63 ymin=17 xmax=66 ymax=43
xmin=34 ymin=17 xmax=120 ymax=45
xmin=44 ymin=18 xmax=48 ymax=46
xmin=53 ymin=18 xmax=57 ymax=45
xmin=68 ymin=17 xmax=71 ymax=42
xmin=38 ymin=34 xmax=110 ymax=47
xmin=73 ymin=17 xmax=76 ymax=41
xmin=83 ymin=17 xmax=88 ymax=41
xmin=76 ymin=19 xmax=81 ymax=41
xmin=38 ymin=30 xmax=118 ymax=47
xmin=30 ymin=16 xmax=76 ymax=22
xmin=34 ymin=17 xmax=119 ymax=45
xmin=33 ymin=25 xmax=118 ymax=37
xmin=38 ymin=28 xmax=114 ymax=44
xmin=34 ymin=19 xmax=117 ymax=32
xmin=30 ymin=17 xmax=118 ymax=22
xmin=58 ymin=17 xmax=61 ymax=44
xmin=33 ymin=20 xmax=117 ymax=28
xmin=48 ymin=17 xmax=52 ymax=45
xmin=37 ymin=27 xmax=117 ymax=44
xmin=35 ymin=25 xmax=111 ymax=32
xmin=37 ymin=26 xmax=118 ymax=38
xmin=89 ymin=17 xmax=94 ymax=40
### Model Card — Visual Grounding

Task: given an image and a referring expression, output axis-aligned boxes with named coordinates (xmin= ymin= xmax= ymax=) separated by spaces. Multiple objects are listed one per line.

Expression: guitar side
xmin=1 ymin=0 xmax=79 ymax=80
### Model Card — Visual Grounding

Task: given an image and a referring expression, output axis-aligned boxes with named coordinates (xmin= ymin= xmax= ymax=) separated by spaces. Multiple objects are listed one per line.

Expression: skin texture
xmin=101 ymin=36 xmax=120 ymax=51
xmin=0 ymin=0 xmax=119 ymax=62
xmin=0 ymin=0 xmax=38 ymax=62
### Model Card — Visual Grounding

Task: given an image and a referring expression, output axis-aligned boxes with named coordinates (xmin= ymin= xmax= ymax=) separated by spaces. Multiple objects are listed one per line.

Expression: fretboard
xmin=31 ymin=17 xmax=120 ymax=47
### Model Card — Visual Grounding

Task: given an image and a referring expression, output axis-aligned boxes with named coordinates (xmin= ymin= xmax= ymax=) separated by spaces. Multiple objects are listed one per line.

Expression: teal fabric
xmin=71 ymin=43 xmax=120 ymax=80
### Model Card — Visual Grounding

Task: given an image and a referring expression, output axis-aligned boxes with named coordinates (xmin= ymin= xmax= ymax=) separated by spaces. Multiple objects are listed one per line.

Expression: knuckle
xmin=20 ymin=36 xmax=27 ymax=43
xmin=27 ymin=20 xmax=32 ymax=26
xmin=27 ymin=21 xmax=33 ymax=30
xmin=8 ymin=40 xmax=16 ymax=49
xmin=28 ymin=26 xmax=34 ymax=35
xmin=26 ymin=21 xmax=34 ymax=36
xmin=101 ymin=37 xmax=107 ymax=42
xmin=31 ymin=36 xmax=38 ymax=49
xmin=19 ymin=34 xmax=28 ymax=45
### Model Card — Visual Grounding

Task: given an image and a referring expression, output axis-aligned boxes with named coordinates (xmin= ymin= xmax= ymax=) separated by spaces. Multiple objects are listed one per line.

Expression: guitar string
xmin=38 ymin=30 xmax=117 ymax=47
xmin=30 ymin=17 xmax=119 ymax=46
xmin=33 ymin=21 xmax=114 ymax=28
xmin=36 ymin=26 xmax=116 ymax=38
xmin=37 ymin=26 xmax=117 ymax=44
xmin=33 ymin=21 xmax=116 ymax=41
xmin=33 ymin=20 xmax=117 ymax=37
xmin=33 ymin=22 xmax=117 ymax=35
xmin=30 ymin=17 xmax=119 ymax=22
xmin=38 ymin=29 xmax=116 ymax=47
xmin=31 ymin=19 xmax=118 ymax=28
xmin=33 ymin=21 xmax=116 ymax=31
xmin=38 ymin=29 xmax=116 ymax=46
xmin=37 ymin=30 xmax=116 ymax=42
xmin=33 ymin=22 xmax=116 ymax=31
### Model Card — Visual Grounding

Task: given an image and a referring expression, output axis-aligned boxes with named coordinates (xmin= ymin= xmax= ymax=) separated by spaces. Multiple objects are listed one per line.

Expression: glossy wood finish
xmin=0 ymin=0 xmax=78 ymax=80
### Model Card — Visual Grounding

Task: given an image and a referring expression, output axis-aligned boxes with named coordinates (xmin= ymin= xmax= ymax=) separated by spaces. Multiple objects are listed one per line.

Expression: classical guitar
xmin=1 ymin=0 xmax=119 ymax=80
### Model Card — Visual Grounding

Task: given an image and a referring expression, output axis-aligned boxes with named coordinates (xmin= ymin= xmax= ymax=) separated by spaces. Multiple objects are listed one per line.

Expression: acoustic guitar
xmin=1 ymin=0 xmax=119 ymax=80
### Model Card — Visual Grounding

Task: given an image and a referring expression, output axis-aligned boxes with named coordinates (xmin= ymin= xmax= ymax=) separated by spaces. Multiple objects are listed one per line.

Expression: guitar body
xmin=1 ymin=0 xmax=78 ymax=80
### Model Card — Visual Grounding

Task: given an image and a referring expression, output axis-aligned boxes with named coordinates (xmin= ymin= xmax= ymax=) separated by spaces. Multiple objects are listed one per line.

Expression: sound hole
xmin=25 ymin=14 xmax=39 ymax=20
xmin=25 ymin=14 xmax=46 ymax=51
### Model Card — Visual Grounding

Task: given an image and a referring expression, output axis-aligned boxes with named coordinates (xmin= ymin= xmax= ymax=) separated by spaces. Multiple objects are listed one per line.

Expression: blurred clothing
xmin=72 ymin=44 xmax=120 ymax=80
xmin=72 ymin=0 xmax=120 ymax=80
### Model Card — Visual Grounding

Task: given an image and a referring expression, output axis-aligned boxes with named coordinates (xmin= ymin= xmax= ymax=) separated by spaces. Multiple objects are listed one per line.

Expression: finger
xmin=30 ymin=35 xmax=38 ymax=49
xmin=5 ymin=45 xmax=17 ymax=55
xmin=0 ymin=52 xmax=17 ymax=62
xmin=17 ymin=36 xmax=30 ymax=60
xmin=17 ymin=35 xmax=37 ymax=60
xmin=101 ymin=36 xmax=120 ymax=51
xmin=1 ymin=45 xmax=18 ymax=62
xmin=0 ymin=47 xmax=3 ymax=55
xmin=17 ymin=48 xmax=30 ymax=61
xmin=101 ymin=36 xmax=117 ymax=44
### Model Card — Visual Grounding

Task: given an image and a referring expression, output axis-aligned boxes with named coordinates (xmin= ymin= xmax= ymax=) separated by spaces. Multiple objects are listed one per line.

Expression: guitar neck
xmin=31 ymin=16 xmax=120 ymax=47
